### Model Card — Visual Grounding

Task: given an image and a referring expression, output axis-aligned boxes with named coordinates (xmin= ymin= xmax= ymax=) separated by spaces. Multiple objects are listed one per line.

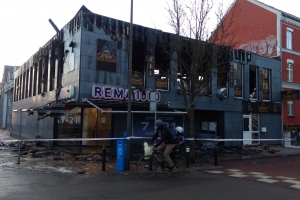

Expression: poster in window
xmin=96 ymin=39 xmax=117 ymax=72
xmin=209 ymin=122 xmax=217 ymax=131
xmin=202 ymin=122 xmax=209 ymax=130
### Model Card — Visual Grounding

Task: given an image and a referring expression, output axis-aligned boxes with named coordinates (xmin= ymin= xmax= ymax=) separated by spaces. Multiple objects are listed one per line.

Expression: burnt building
xmin=12 ymin=6 xmax=282 ymax=151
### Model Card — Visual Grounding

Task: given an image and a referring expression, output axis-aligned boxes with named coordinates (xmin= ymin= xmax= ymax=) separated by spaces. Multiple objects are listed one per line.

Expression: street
xmin=0 ymin=166 xmax=299 ymax=200
xmin=208 ymin=154 xmax=300 ymax=190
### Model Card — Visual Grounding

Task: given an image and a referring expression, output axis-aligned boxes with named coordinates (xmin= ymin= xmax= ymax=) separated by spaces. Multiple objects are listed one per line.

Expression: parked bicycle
xmin=136 ymin=146 xmax=186 ymax=179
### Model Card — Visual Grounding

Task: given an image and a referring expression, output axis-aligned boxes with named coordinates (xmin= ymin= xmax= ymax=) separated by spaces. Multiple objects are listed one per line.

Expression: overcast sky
xmin=0 ymin=0 xmax=298 ymax=80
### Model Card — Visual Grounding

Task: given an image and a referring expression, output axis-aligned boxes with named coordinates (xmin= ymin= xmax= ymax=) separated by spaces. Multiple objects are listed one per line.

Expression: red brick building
xmin=219 ymin=0 xmax=300 ymax=146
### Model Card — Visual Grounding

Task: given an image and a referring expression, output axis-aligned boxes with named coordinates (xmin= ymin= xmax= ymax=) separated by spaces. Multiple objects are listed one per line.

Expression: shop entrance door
xmin=82 ymin=108 xmax=112 ymax=146
xmin=243 ymin=115 xmax=252 ymax=145
xmin=243 ymin=114 xmax=260 ymax=145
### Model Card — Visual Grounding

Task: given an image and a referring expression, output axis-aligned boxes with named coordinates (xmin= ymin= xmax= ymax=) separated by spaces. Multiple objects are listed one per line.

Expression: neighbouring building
xmin=12 ymin=6 xmax=282 ymax=153
xmin=215 ymin=0 xmax=300 ymax=147
xmin=0 ymin=65 xmax=19 ymax=129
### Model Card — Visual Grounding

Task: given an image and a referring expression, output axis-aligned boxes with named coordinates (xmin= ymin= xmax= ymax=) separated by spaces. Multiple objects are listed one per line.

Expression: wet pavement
xmin=1 ymin=128 xmax=300 ymax=176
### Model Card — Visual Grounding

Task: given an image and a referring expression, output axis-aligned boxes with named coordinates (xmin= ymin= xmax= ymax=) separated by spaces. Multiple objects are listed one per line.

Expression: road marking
xmin=282 ymin=180 xmax=300 ymax=185
xmin=205 ymin=170 xmax=224 ymax=174
xmin=228 ymin=172 xmax=248 ymax=178
xmin=276 ymin=176 xmax=296 ymax=180
xmin=252 ymin=175 xmax=273 ymax=179
xmin=257 ymin=179 xmax=279 ymax=183
xmin=226 ymin=169 xmax=242 ymax=172
xmin=248 ymin=172 xmax=266 ymax=175
xmin=290 ymin=185 xmax=300 ymax=189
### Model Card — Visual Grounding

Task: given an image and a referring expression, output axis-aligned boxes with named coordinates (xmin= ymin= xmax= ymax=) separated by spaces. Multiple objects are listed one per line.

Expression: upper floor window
xmin=287 ymin=100 xmax=294 ymax=116
xmin=287 ymin=60 xmax=293 ymax=82
xmin=233 ymin=62 xmax=243 ymax=98
xmin=263 ymin=68 xmax=270 ymax=101
xmin=96 ymin=39 xmax=117 ymax=73
xmin=154 ymin=46 xmax=170 ymax=91
xmin=217 ymin=67 xmax=228 ymax=98
xmin=249 ymin=66 xmax=257 ymax=99
xmin=286 ymin=28 xmax=293 ymax=50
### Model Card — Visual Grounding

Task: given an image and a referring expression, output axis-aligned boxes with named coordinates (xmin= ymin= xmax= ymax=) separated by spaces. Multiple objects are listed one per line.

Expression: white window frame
xmin=287 ymin=100 xmax=294 ymax=116
xmin=287 ymin=28 xmax=293 ymax=50
xmin=287 ymin=59 xmax=294 ymax=82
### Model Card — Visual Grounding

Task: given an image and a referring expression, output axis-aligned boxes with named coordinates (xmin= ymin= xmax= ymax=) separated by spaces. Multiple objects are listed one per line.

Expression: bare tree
xmin=161 ymin=0 xmax=238 ymax=162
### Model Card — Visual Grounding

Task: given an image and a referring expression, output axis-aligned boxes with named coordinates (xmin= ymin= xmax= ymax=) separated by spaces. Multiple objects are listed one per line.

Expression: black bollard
xmin=186 ymin=147 xmax=190 ymax=168
xmin=214 ymin=148 xmax=218 ymax=166
xmin=102 ymin=146 xmax=106 ymax=171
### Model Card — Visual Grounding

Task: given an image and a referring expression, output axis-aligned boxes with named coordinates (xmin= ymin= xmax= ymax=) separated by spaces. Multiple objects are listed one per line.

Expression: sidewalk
xmin=1 ymin=128 xmax=300 ymax=175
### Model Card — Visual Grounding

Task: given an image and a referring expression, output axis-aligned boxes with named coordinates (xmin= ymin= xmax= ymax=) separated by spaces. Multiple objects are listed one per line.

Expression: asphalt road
xmin=0 ymin=167 xmax=299 ymax=200
xmin=210 ymin=154 xmax=300 ymax=190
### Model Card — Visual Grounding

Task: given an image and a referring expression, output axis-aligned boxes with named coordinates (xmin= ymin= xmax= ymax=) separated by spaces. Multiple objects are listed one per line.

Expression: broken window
xmin=217 ymin=67 xmax=228 ymax=98
xmin=25 ymin=70 xmax=29 ymax=98
xmin=22 ymin=73 xmax=25 ymax=99
xmin=33 ymin=62 xmax=37 ymax=96
xmin=154 ymin=46 xmax=170 ymax=90
xmin=38 ymin=59 xmax=42 ymax=95
xmin=28 ymin=67 xmax=33 ymax=98
xmin=131 ymin=40 xmax=146 ymax=88
xmin=42 ymin=56 xmax=49 ymax=93
xmin=263 ymin=68 xmax=270 ymax=100
xmin=249 ymin=65 xmax=257 ymax=99
xmin=233 ymin=62 xmax=243 ymax=98
xmin=50 ymin=49 xmax=56 ymax=91
xmin=96 ymin=39 xmax=117 ymax=72
xmin=14 ymin=77 xmax=18 ymax=102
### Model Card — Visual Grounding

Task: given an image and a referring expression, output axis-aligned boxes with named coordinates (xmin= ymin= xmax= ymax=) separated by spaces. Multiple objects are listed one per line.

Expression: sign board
xmin=281 ymin=90 xmax=300 ymax=100
xmin=242 ymin=101 xmax=281 ymax=114
xmin=132 ymin=114 xmax=184 ymax=137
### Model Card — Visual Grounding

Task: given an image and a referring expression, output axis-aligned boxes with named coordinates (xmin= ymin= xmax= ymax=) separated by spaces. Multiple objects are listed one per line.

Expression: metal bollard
xmin=186 ymin=147 xmax=190 ymax=168
xmin=214 ymin=148 xmax=218 ymax=166
xmin=102 ymin=146 xmax=106 ymax=171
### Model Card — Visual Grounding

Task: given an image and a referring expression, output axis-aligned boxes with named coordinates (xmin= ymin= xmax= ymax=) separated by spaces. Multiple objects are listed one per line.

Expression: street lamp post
xmin=126 ymin=0 xmax=134 ymax=170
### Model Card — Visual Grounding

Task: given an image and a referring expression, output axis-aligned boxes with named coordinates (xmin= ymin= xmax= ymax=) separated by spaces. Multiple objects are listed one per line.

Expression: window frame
xmin=287 ymin=59 xmax=294 ymax=83
xmin=233 ymin=62 xmax=243 ymax=98
xmin=262 ymin=68 xmax=270 ymax=101
xmin=287 ymin=100 xmax=294 ymax=116
xmin=286 ymin=28 xmax=293 ymax=50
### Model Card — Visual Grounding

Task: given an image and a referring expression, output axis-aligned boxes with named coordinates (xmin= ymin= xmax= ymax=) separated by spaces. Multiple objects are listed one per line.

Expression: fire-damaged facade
xmin=12 ymin=6 xmax=282 ymax=150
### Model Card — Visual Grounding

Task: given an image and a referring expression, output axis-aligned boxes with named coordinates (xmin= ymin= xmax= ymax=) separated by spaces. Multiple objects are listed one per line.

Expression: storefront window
xmin=82 ymin=108 xmax=112 ymax=146
xmin=55 ymin=107 xmax=81 ymax=146
xmin=233 ymin=62 xmax=243 ymax=98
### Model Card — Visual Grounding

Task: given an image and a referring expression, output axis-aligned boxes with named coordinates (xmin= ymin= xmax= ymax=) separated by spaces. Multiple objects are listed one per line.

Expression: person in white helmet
xmin=174 ymin=126 xmax=186 ymax=146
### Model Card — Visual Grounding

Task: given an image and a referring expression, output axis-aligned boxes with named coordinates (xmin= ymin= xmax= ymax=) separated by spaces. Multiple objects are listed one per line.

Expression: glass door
xmin=243 ymin=114 xmax=260 ymax=145
xmin=82 ymin=108 xmax=112 ymax=146
xmin=243 ymin=115 xmax=251 ymax=145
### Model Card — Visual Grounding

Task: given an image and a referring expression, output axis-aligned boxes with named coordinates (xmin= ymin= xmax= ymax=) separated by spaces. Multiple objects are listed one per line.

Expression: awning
xmin=37 ymin=107 xmax=65 ymax=121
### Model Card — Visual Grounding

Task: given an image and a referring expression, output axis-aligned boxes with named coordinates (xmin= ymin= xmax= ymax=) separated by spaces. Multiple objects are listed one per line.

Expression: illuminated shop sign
xmin=92 ymin=85 xmax=161 ymax=102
